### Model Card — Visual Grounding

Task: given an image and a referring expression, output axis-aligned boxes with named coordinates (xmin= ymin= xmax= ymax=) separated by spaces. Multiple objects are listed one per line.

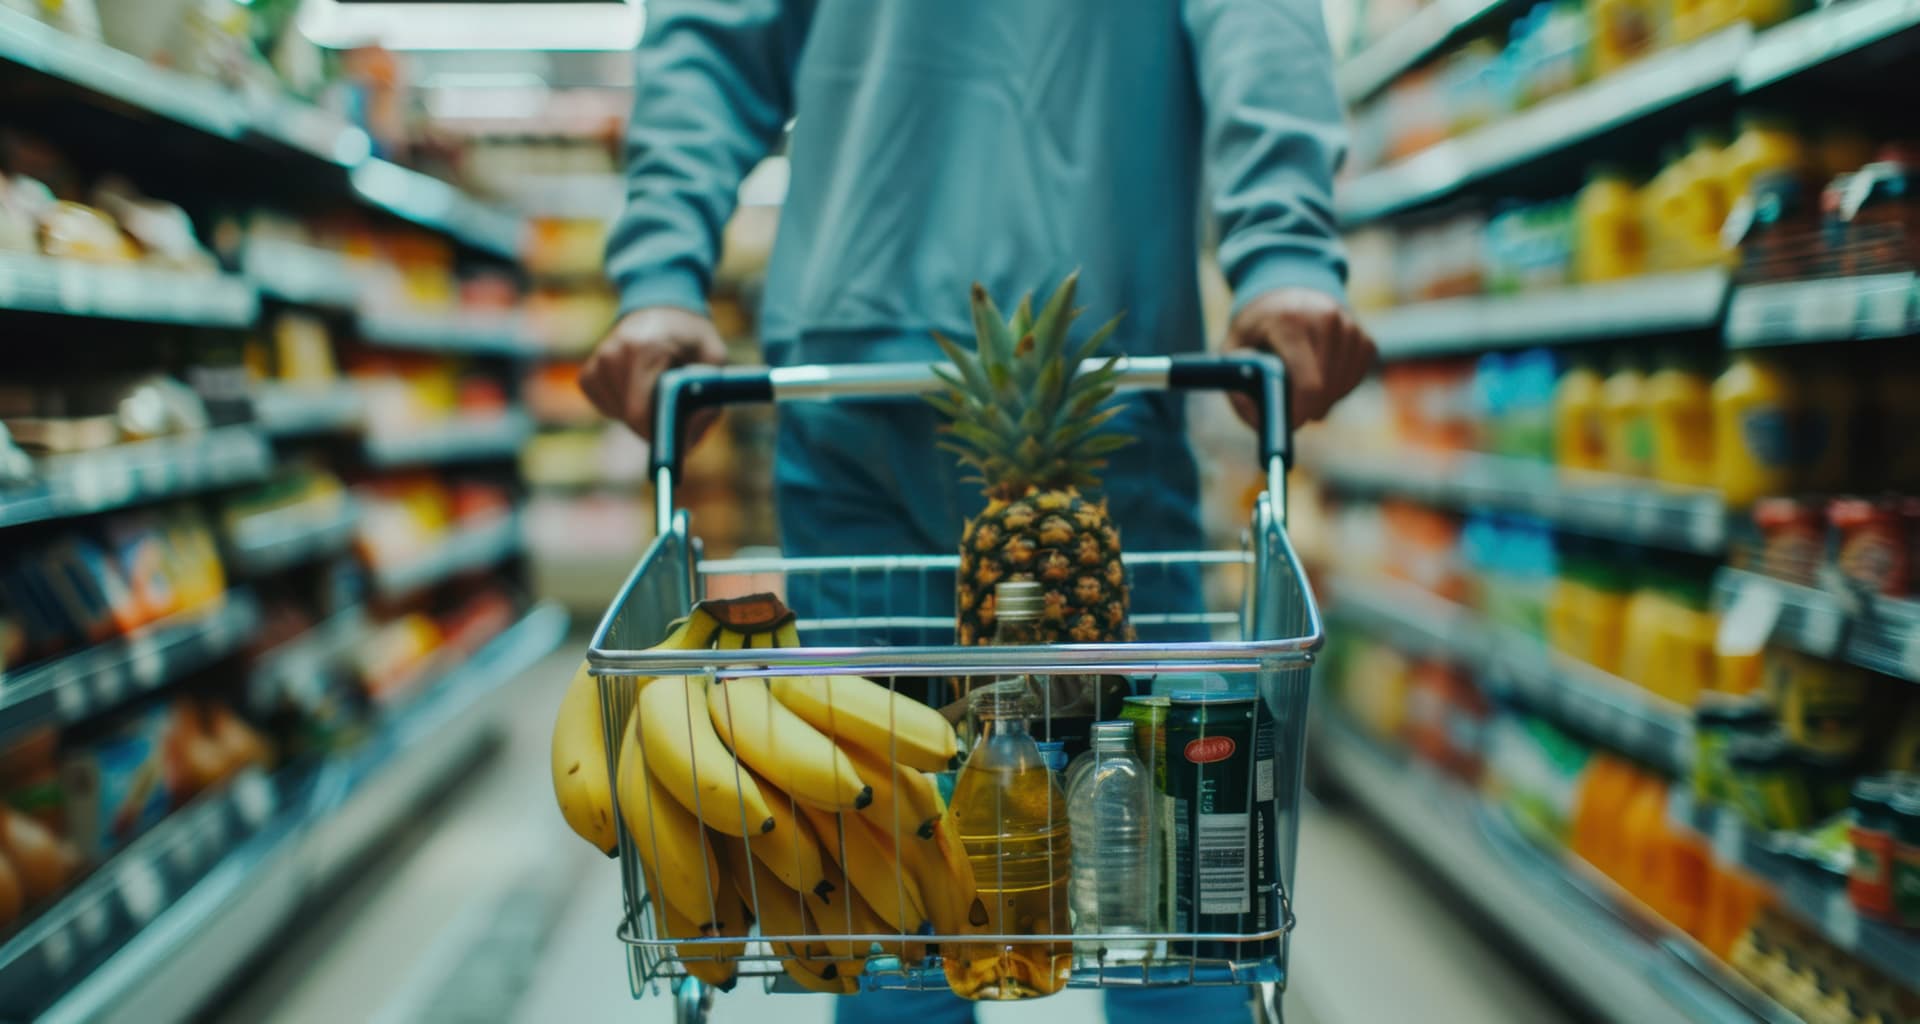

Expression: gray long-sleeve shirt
xmin=606 ymin=0 xmax=1348 ymax=365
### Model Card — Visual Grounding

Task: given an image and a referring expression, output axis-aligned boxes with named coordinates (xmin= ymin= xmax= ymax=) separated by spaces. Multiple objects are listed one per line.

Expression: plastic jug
xmin=1724 ymin=114 xmax=1807 ymax=206
xmin=1602 ymin=356 xmax=1651 ymax=478
xmin=1712 ymin=355 xmax=1796 ymax=507
xmin=1590 ymin=0 xmax=1655 ymax=75
xmin=1575 ymin=168 xmax=1647 ymax=283
xmin=1554 ymin=360 xmax=1609 ymax=472
xmin=1647 ymin=354 xmax=1716 ymax=489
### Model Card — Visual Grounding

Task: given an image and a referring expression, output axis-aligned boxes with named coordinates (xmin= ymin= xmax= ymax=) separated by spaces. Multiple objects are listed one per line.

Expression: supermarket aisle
xmin=210 ymin=640 xmax=1581 ymax=1024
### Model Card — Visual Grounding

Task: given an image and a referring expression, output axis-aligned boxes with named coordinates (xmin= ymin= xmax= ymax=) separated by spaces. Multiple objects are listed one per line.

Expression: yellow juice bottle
xmin=1602 ymin=355 xmax=1652 ymax=478
xmin=1555 ymin=360 xmax=1609 ymax=472
xmin=1712 ymin=355 xmax=1796 ymax=508
xmin=1575 ymin=168 xmax=1648 ymax=283
xmin=1724 ymin=114 xmax=1807 ymax=209
xmin=1647 ymin=353 xmax=1716 ymax=489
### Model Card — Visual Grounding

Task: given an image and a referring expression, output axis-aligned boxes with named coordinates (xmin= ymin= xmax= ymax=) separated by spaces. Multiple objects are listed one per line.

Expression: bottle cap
xmin=1091 ymin=720 xmax=1135 ymax=749
xmin=968 ymin=679 xmax=1036 ymax=718
xmin=995 ymin=579 xmax=1044 ymax=621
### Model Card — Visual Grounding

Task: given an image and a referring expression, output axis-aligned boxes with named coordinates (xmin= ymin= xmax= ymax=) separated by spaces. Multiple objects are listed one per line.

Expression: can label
xmin=1166 ymin=694 xmax=1276 ymax=961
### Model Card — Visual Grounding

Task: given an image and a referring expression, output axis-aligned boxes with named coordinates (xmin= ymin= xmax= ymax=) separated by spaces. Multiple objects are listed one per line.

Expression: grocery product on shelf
xmin=1573 ymin=167 xmax=1648 ymax=282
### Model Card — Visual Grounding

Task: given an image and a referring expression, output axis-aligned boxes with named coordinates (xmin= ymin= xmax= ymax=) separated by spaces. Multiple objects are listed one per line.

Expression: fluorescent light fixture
xmin=297 ymin=0 xmax=645 ymax=51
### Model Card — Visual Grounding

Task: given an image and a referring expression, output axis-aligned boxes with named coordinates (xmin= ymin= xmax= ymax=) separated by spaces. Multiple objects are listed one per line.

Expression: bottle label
xmin=1184 ymin=736 xmax=1235 ymax=764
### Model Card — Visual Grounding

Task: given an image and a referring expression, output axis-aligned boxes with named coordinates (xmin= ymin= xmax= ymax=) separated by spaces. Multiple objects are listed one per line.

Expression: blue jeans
xmin=776 ymin=396 xmax=1240 ymax=1022
xmin=830 ymin=985 xmax=1251 ymax=1023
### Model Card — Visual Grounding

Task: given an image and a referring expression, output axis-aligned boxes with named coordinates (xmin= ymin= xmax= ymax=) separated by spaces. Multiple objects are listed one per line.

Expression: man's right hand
xmin=578 ymin=306 xmax=729 ymax=443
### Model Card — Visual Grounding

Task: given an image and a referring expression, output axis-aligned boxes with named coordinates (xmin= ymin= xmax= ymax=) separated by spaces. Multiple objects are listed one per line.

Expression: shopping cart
xmin=587 ymin=354 xmax=1322 ymax=1023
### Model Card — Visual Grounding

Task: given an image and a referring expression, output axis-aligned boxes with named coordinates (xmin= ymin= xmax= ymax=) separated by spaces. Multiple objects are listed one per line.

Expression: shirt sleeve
xmin=604 ymin=0 xmax=811 ymax=317
xmin=1183 ymin=0 xmax=1350 ymax=313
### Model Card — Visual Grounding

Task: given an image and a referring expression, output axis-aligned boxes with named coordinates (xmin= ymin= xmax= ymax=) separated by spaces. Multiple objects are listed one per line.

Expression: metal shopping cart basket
xmin=587 ymin=354 xmax=1322 ymax=1023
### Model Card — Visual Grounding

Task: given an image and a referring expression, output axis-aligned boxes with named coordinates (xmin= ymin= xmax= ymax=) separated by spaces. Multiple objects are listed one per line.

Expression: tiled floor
xmin=209 ymin=643 xmax=1581 ymax=1024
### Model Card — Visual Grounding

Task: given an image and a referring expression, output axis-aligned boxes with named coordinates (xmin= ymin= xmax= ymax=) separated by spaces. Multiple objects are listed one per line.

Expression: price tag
xmin=1798 ymin=601 xmax=1846 ymax=659
xmin=119 ymin=859 xmax=165 ymax=924
xmin=232 ymin=772 xmax=274 ymax=826
xmin=1824 ymin=890 xmax=1862 ymax=950
xmin=1712 ymin=808 xmax=1744 ymax=864
xmin=54 ymin=263 xmax=91 ymax=313
xmin=1797 ymin=281 xmax=1857 ymax=339
xmin=168 ymin=832 xmax=199 ymax=874
xmin=1859 ymin=276 xmax=1915 ymax=336
xmin=51 ymin=662 xmax=87 ymax=720
xmin=74 ymin=900 xmax=110 ymax=943
xmin=127 ymin=634 xmax=165 ymax=688
xmin=40 ymin=924 xmax=74 ymax=975
xmin=1688 ymin=506 xmax=1723 ymax=554
xmin=91 ymin=664 xmax=126 ymax=707
xmin=1718 ymin=577 xmax=1784 ymax=658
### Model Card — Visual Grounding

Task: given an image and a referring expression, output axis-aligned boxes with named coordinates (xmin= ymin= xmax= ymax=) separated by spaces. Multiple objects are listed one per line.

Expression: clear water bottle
xmin=1067 ymin=720 xmax=1152 ymax=959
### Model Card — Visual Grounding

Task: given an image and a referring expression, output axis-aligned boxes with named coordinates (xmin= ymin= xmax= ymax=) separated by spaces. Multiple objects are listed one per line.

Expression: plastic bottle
xmin=1067 ymin=721 xmax=1152 ymax=959
xmin=1507 ymin=349 xmax=1559 ymax=463
xmin=1574 ymin=167 xmax=1647 ymax=283
xmin=1554 ymin=359 xmax=1609 ymax=472
xmin=1712 ymin=355 xmax=1797 ymax=507
xmin=1646 ymin=352 xmax=1716 ymax=489
xmin=1601 ymin=355 xmax=1651 ymax=478
xmin=946 ymin=582 xmax=1072 ymax=1001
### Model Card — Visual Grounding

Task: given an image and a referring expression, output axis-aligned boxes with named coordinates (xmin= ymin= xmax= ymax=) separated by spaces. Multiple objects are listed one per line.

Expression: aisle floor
xmin=211 ymin=643 xmax=1584 ymax=1024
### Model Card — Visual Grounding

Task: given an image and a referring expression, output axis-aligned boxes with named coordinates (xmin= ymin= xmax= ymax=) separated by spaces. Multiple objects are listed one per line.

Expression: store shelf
xmin=357 ymin=307 xmax=532 ymax=358
xmin=245 ymin=605 xmax=368 ymax=715
xmin=1724 ymin=272 xmax=1919 ymax=348
xmin=1338 ymin=25 xmax=1750 ymax=224
xmin=240 ymin=91 xmax=372 ymax=169
xmin=249 ymin=384 xmax=366 ymax=438
xmin=1671 ymin=790 xmax=1920 ymax=987
xmin=0 ymin=591 xmax=261 ymax=745
xmin=1304 ymin=447 xmax=1728 ymax=554
xmin=1364 ymin=271 xmax=1731 ymax=358
xmin=0 ymin=427 xmax=273 ymax=531
xmin=241 ymin=239 xmax=363 ymax=310
xmin=369 ymin=514 xmax=522 ymax=599
xmin=0 ymin=254 xmax=257 ymax=326
xmin=362 ymin=411 xmax=533 ymax=468
xmin=1333 ymin=575 xmax=1694 ymax=774
xmin=349 ymin=159 xmax=523 ymax=261
xmin=1316 ymin=722 xmax=1775 ymax=1024
xmin=1713 ymin=567 xmax=1920 ymax=683
xmin=22 ymin=603 xmax=567 ymax=1024
xmin=1740 ymin=0 xmax=1920 ymax=89
xmin=1338 ymin=0 xmax=1509 ymax=102
xmin=224 ymin=496 xmax=361 ymax=576
xmin=0 ymin=7 xmax=242 ymax=139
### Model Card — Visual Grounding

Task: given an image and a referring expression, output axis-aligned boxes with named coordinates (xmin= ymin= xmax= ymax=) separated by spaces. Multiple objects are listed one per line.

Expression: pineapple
xmin=926 ymin=272 xmax=1135 ymax=646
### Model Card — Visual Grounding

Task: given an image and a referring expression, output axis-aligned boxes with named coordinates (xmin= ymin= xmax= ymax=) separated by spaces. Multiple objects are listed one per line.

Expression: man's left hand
xmin=1225 ymin=288 xmax=1377 ymax=428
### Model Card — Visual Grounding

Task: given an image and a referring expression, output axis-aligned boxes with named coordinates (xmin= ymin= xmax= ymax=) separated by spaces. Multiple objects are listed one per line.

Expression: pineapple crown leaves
xmin=926 ymin=271 xmax=1136 ymax=500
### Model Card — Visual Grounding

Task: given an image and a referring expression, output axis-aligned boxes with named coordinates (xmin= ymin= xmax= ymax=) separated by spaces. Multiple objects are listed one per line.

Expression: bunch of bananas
xmin=550 ymin=594 xmax=978 ymax=995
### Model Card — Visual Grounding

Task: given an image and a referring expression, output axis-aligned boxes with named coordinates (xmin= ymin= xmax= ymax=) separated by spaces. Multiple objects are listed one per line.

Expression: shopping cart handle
xmin=650 ymin=353 xmax=1291 ymax=479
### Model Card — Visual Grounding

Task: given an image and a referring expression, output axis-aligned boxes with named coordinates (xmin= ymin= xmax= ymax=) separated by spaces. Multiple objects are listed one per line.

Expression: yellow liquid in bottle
xmin=944 ymin=715 xmax=1072 ymax=1000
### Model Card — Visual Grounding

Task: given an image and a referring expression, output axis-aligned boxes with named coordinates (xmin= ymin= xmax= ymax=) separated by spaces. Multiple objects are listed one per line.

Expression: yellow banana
xmin=639 ymin=675 xmax=776 ymax=837
xmin=658 ymin=884 xmax=747 ymax=991
xmin=843 ymin=743 xmax=942 ymax=846
xmin=814 ymin=882 xmax=927 ymax=967
xmin=550 ymin=660 xmax=619 ymax=854
xmin=732 ymin=770 xmax=838 ymax=909
xmin=709 ymin=679 xmax=871 ymax=811
xmin=550 ymin=611 xmax=722 ymax=854
xmin=798 ymin=804 xmax=928 ymax=934
xmin=615 ymin=705 xmax=726 ymax=928
xmin=769 ymin=674 xmax=957 ymax=772
xmin=730 ymin=838 xmax=855 ymax=993
xmin=901 ymin=809 xmax=985 ymax=940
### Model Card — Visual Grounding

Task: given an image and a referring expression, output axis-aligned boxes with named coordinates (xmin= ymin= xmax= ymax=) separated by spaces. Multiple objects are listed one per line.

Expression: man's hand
xmin=578 ymin=307 xmax=729 ymax=443
xmin=1225 ymin=288 xmax=1377 ymax=428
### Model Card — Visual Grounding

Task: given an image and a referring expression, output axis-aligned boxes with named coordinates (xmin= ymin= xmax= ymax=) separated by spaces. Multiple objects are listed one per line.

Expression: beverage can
xmin=1165 ymin=691 xmax=1276 ymax=962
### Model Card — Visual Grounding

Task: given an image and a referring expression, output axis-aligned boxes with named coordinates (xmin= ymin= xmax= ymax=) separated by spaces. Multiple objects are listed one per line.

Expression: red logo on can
xmin=1184 ymin=736 xmax=1235 ymax=764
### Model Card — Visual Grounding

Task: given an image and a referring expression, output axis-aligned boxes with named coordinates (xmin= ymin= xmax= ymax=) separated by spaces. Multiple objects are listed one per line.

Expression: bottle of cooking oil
xmin=945 ymin=582 xmax=1071 ymax=999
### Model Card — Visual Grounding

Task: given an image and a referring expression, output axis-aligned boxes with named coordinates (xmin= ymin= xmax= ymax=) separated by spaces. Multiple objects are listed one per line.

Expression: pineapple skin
xmin=956 ymin=486 xmax=1132 ymax=646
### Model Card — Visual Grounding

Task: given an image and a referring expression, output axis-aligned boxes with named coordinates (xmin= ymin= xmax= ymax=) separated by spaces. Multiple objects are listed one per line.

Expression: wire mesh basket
xmin=585 ymin=356 xmax=1322 ymax=1014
